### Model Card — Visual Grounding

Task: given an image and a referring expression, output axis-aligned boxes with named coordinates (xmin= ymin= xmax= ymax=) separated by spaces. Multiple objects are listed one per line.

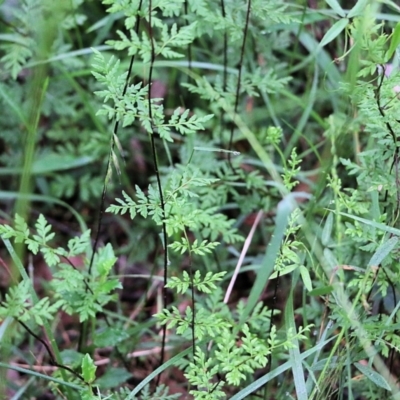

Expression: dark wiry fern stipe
xmin=372 ymin=67 xmax=399 ymax=284
xmin=220 ymin=0 xmax=228 ymax=92
xmin=375 ymin=64 xmax=400 ymax=217
xmin=88 ymin=0 xmax=144 ymax=277
xmin=375 ymin=65 xmax=399 ymax=181
xmin=219 ymin=0 xmax=228 ymax=145
xmin=146 ymin=0 xmax=169 ymax=384
xmin=184 ymin=0 xmax=192 ymax=71
xmin=372 ymin=64 xmax=399 ymax=375
xmin=188 ymin=256 xmax=196 ymax=359
xmin=210 ymin=380 xmax=222 ymax=395
xmin=0 ymin=15 xmax=27 ymax=37
xmin=19 ymin=320 xmax=86 ymax=384
xmin=79 ymin=0 xmax=144 ymax=355
xmin=268 ymin=271 xmax=280 ymax=364
xmin=227 ymin=0 xmax=251 ymax=167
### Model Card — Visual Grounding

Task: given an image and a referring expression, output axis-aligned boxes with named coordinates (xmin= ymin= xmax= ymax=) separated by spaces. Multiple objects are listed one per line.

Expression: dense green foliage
xmin=1 ymin=0 xmax=400 ymax=399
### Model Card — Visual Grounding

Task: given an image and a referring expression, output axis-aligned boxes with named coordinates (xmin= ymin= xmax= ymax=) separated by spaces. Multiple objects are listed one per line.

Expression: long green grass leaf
xmin=239 ymin=197 xmax=293 ymax=325
xmin=0 ymin=362 xmax=83 ymax=390
xmin=126 ymin=346 xmax=193 ymax=399
xmin=285 ymin=284 xmax=308 ymax=400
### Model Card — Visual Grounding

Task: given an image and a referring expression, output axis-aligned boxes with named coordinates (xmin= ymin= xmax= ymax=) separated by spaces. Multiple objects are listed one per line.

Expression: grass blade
xmin=230 ymin=335 xmax=336 ymax=400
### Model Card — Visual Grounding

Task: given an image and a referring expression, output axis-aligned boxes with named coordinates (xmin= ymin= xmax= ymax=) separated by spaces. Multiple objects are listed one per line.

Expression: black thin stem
xmin=219 ymin=0 xmax=228 ymax=145
xmin=19 ymin=321 xmax=86 ymax=383
xmin=78 ymin=0 xmax=143 ymax=355
xmin=146 ymin=0 xmax=169 ymax=384
xmin=373 ymin=64 xmax=400 ymax=375
xmin=269 ymin=272 xmax=280 ymax=353
xmin=220 ymin=0 xmax=228 ymax=92
xmin=184 ymin=0 xmax=192 ymax=71
xmin=228 ymin=0 xmax=251 ymax=167
xmin=187 ymin=251 xmax=196 ymax=359
xmin=0 ymin=16 xmax=27 ymax=37
xmin=88 ymin=0 xmax=143 ymax=277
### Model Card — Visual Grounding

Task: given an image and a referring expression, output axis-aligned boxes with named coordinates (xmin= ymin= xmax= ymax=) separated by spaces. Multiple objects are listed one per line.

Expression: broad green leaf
xmin=299 ymin=265 xmax=312 ymax=292
xmin=319 ymin=19 xmax=349 ymax=49
xmin=94 ymin=327 xmax=130 ymax=347
xmin=325 ymin=0 xmax=345 ymax=17
xmin=347 ymin=0 xmax=370 ymax=18
xmin=60 ymin=350 xmax=84 ymax=366
xmin=32 ymin=154 xmax=94 ymax=174
xmin=354 ymin=363 xmax=391 ymax=391
xmin=323 ymin=248 xmax=338 ymax=269
xmin=380 ymin=0 xmax=400 ymax=13
xmin=309 ymin=285 xmax=334 ymax=296
xmin=81 ymin=354 xmax=96 ymax=384
xmin=321 ymin=213 xmax=333 ymax=246
xmin=386 ymin=22 xmax=400 ymax=61
xmin=368 ymin=236 xmax=398 ymax=267
xmin=96 ymin=368 xmax=131 ymax=389
xmin=297 ymin=30 xmax=342 ymax=87
xmin=270 ymin=263 xmax=297 ymax=279
xmin=96 ymin=243 xmax=117 ymax=276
